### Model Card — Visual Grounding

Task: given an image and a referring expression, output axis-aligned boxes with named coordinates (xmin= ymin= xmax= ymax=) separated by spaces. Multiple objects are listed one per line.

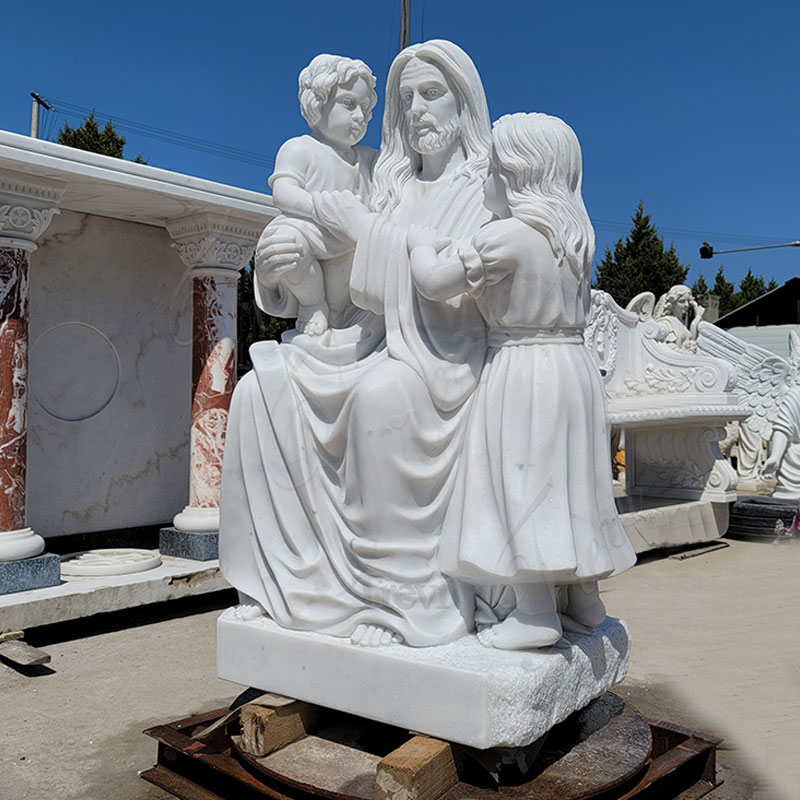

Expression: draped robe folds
xmin=772 ymin=387 xmax=800 ymax=500
xmin=219 ymin=170 xmax=490 ymax=646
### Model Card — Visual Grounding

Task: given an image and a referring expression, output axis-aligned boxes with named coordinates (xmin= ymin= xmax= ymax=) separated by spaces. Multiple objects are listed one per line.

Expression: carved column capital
xmin=0 ymin=169 xmax=66 ymax=252
xmin=166 ymin=212 xmax=262 ymax=274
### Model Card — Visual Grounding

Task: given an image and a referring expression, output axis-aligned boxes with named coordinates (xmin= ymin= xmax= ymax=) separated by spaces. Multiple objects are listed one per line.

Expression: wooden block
xmin=375 ymin=736 xmax=459 ymax=800
xmin=0 ymin=639 xmax=51 ymax=667
xmin=240 ymin=700 xmax=320 ymax=757
xmin=0 ymin=630 xmax=24 ymax=643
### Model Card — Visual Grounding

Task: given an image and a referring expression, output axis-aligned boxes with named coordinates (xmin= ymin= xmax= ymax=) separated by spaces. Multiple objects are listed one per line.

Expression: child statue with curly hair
xmin=267 ymin=54 xmax=378 ymax=334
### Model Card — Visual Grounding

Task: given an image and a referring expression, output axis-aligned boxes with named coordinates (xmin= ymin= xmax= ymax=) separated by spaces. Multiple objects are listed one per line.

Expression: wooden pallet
xmin=141 ymin=693 xmax=721 ymax=800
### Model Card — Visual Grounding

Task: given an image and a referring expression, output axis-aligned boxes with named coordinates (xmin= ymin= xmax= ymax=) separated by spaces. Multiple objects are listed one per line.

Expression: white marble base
xmin=173 ymin=505 xmax=220 ymax=532
xmin=216 ymin=611 xmax=630 ymax=749
xmin=0 ymin=528 xmax=45 ymax=562
xmin=0 ymin=556 xmax=228 ymax=631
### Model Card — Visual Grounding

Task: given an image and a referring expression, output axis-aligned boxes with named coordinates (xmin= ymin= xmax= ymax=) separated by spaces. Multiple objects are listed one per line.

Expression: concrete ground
xmin=1 ymin=537 xmax=798 ymax=800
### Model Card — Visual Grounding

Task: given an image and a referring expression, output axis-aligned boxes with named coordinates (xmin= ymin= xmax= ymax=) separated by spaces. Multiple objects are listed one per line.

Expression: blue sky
xmin=3 ymin=1 xmax=798 ymax=288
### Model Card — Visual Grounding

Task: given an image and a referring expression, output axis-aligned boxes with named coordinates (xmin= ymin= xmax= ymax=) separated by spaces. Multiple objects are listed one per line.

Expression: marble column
xmin=166 ymin=214 xmax=261 ymax=534
xmin=0 ymin=171 xmax=64 ymax=579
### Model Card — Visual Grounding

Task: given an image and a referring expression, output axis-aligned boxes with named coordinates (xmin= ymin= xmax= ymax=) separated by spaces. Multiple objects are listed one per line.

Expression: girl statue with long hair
xmin=410 ymin=113 xmax=636 ymax=650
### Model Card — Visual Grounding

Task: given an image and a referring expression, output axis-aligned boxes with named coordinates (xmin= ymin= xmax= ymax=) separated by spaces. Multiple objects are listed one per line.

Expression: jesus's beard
xmin=409 ymin=116 xmax=461 ymax=155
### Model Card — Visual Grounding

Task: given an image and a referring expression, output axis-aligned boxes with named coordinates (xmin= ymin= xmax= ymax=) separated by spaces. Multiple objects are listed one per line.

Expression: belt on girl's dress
xmin=487 ymin=326 xmax=584 ymax=347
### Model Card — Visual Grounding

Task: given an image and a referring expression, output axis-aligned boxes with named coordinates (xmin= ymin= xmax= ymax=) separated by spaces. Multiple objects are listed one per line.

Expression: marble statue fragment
xmin=627 ymin=284 xmax=704 ymax=353
xmin=697 ymin=326 xmax=800 ymax=489
xmin=762 ymin=332 xmax=800 ymax=499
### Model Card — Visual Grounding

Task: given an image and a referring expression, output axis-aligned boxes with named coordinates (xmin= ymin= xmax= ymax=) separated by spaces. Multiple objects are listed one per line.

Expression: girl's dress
xmin=439 ymin=217 xmax=636 ymax=586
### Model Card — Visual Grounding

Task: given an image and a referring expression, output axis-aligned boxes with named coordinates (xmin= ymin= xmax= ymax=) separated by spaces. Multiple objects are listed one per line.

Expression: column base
xmin=172 ymin=506 xmax=220 ymax=532
xmin=0 ymin=553 xmax=61 ymax=595
xmin=159 ymin=527 xmax=219 ymax=561
xmin=0 ymin=527 xmax=46 ymax=562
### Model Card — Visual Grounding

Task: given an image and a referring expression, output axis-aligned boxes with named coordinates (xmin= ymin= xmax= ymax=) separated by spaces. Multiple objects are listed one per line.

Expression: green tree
xmin=767 ymin=278 xmax=779 ymax=291
xmin=692 ymin=273 xmax=709 ymax=296
xmin=237 ymin=261 xmax=293 ymax=375
xmin=57 ymin=111 xmax=147 ymax=163
xmin=736 ymin=268 xmax=768 ymax=306
xmin=593 ymin=201 xmax=688 ymax=307
xmin=712 ymin=265 xmax=737 ymax=317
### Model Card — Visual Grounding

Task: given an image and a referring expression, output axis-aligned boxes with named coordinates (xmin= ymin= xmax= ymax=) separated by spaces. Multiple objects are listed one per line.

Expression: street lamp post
xmin=699 ymin=240 xmax=800 ymax=259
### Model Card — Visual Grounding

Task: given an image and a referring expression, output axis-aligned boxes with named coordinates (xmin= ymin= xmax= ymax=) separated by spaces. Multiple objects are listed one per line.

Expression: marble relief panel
xmin=190 ymin=274 xmax=237 ymax=508
xmin=0 ymin=248 xmax=29 ymax=531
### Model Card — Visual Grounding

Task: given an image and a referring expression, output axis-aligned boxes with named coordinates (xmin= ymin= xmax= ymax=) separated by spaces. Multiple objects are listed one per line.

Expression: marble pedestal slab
xmin=160 ymin=527 xmax=219 ymax=561
xmin=216 ymin=611 xmax=630 ymax=750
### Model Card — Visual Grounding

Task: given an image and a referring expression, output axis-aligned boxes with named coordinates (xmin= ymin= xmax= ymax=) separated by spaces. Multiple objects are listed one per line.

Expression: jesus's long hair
xmin=371 ymin=40 xmax=491 ymax=214
xmin=492 ymin=112 xmax=595 ymax=283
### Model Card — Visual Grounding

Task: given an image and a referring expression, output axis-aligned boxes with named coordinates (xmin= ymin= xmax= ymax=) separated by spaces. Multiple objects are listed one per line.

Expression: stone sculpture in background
xmin=217 ymin=40 xmax=635 ymax=750
xmin=627 ymin=284 xmax=704 ymax=353
xmin=696 ymin=326 xmax=800 ymax=490
xmin=761 ymin=332 xmax=800 ymax=499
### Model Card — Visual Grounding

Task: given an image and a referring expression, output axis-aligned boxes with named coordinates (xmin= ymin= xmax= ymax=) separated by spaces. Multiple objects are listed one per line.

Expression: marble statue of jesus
xmin=219 ymin=40 xmax=493 ymax=647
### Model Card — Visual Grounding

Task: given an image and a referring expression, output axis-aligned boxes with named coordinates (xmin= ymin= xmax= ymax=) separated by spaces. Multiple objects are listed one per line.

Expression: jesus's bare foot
xmin=232 ymin=603 xmax=265 ymax=621
xmin=297 ymin=301 xmax=329 ymax=336
xmin=350 ymin=624 xmax=403 ymax=647
xmin=477 ymin=608 xmax=562 ymax=650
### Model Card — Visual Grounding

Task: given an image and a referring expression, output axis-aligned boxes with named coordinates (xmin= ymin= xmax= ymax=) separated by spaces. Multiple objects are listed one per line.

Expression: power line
xmin=47 ymin=97 xmax=275 ymax=169
xmin=37 ymin=98 xmax=798 ymax=252
xmin=592 ymin=219 xmax=794 ymax=248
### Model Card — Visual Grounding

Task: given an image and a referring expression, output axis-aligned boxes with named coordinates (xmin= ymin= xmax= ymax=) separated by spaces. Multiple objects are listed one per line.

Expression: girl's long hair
xmin=491 ymin=112 xmax=594 ymax=281
xmin=371 ymin=40 xmax=491 ymax=214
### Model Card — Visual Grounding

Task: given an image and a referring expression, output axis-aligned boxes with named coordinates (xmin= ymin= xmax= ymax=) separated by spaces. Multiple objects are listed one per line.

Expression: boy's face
xmin=317 ymin=76 xmax=372 ymax=148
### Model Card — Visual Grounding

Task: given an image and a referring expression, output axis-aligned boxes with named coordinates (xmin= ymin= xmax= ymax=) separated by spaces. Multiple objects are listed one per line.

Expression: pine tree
xmin=237 ymin=261 xmax=294 ymax=375
xmin=736 ymin=268 xmax=768 ymax=306
xmin=767 ymin=278 xmax=779 ymax=291
xmin=57 ymin=112 xmax=147 ymax=163
xmin=692 ymin=273 xmax=709 ymax=295
xmin=57 ymin=112 xmax=126 ymax=157
xmin=593 ymin=201 xmax=689 ymax=307
xmin=712 ymin=265 xmax=737 ymax=317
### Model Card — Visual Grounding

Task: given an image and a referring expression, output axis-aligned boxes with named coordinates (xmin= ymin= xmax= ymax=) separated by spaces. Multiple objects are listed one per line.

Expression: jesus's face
xmin=398 ymin=58 xmax=461 ymax=155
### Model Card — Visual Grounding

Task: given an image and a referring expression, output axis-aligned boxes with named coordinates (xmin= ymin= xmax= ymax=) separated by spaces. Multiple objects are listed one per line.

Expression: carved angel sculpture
xmin=626 ymin=285 xmax=704 ymax=353
xmin=760 ymin=332 xmax=800 ymax=498
xmin=696 ymin=326 xmax=800 ymax=483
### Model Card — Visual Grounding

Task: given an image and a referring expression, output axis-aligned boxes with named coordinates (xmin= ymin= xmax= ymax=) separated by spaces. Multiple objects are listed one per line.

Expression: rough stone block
xmin=0 ymin=553 xmax=61 ymax=595
xmin=159 ymin=528 xmax=218 ymax=561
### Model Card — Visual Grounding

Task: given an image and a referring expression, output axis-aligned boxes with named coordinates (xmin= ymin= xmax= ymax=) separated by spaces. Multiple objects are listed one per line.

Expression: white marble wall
xmin=26 ymin=210 xmax=192 ymax=537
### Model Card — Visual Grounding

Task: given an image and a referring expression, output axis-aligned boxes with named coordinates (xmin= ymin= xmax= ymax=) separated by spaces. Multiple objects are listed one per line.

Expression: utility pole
xmin=30 ymin=92 xmax=53 ymax=139
xmin=400 ymin=0 xmax=411 ymax=51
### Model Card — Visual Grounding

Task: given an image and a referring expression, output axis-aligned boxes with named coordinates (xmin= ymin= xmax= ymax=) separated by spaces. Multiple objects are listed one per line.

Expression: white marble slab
xmin=0 ymin=556 xmax=228 ymax=631
xmin=216 ymin=611 xmax=630 ymax=749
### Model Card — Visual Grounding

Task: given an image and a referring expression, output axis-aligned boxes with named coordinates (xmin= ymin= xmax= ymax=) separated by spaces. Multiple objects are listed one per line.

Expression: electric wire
xmin=48 ymin=97 xmax=275 ymax=169
xmin=41 ymin=98 xmax=796 ymax=255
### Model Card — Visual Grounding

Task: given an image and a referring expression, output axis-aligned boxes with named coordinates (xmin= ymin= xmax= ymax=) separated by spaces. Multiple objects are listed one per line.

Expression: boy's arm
xmin=411 ymin=244 xmax=470 ymax=302
xmin=272 ymin=177 xmax=315 ymax=219
xmin=269 ymin=138 xmax=315 ymax=219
